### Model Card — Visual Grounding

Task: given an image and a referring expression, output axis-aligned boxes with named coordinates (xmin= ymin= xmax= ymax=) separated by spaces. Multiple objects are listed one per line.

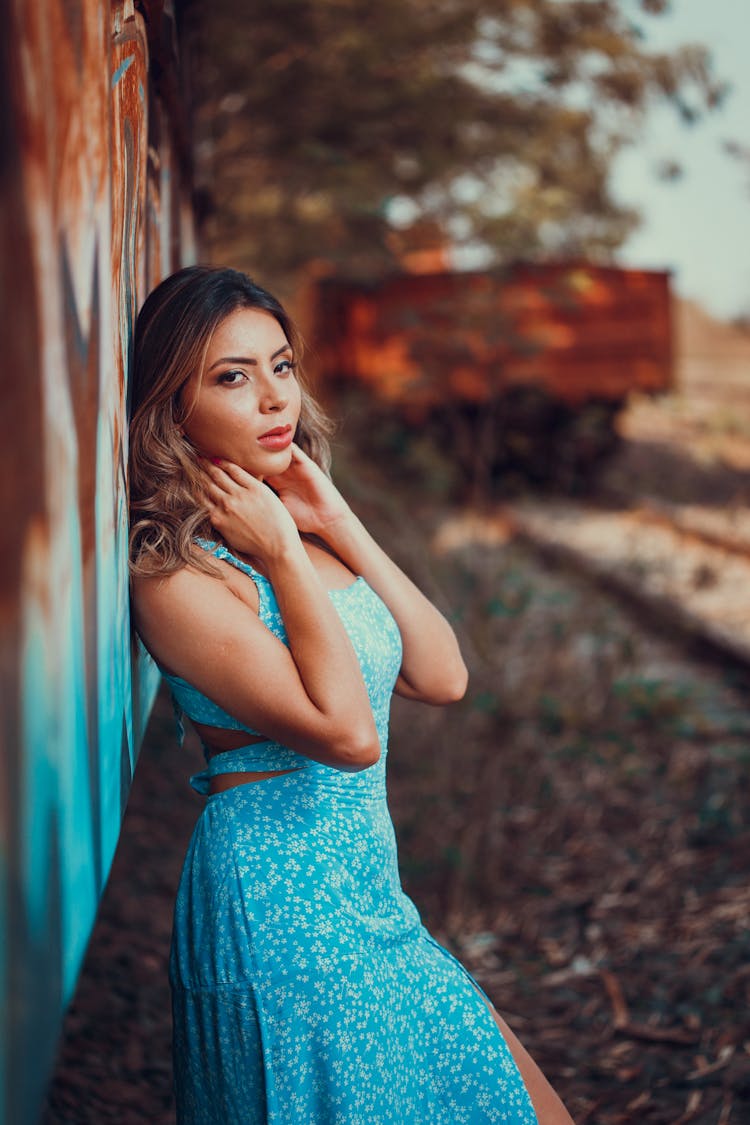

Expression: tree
xmin=179 ymin=0 xmax=725 ymax=292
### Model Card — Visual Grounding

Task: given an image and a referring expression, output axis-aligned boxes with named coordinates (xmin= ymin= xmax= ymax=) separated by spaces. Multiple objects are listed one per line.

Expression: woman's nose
xmin=258 ymin=372 xmax=288 ymax=412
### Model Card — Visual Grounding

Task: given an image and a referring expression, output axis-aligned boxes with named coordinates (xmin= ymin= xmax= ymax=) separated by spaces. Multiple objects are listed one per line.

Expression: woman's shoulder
xmin=131 ymin=550 xmax=261 ymax=620
xmin=131 ymin=554 xmax=267 ymax=674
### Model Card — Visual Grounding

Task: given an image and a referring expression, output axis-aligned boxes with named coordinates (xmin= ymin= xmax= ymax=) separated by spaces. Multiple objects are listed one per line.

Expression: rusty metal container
xmin=313 ymin=262 xmax=673 ymax=413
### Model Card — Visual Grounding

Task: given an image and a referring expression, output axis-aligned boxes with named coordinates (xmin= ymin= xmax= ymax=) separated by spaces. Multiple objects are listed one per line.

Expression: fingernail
xmin=210 ymin=457 xmax=222 ymax=465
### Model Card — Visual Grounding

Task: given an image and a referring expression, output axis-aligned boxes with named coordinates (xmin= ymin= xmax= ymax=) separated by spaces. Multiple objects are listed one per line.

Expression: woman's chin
xmin=241 ymin=446 xmax=294 ymax=479
xmin=263 ymin=447 xmax=295 ymax=471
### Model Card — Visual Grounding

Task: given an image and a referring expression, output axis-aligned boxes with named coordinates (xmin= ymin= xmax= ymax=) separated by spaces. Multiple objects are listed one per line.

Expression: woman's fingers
xmin=213 ymin=458 xmax=257 ymax=488
xmin=200 ymin=462 xmax=278 ymax=520
xmin=265 ymin=443 xmax=314 ymax=487
xmin=198 ymin=458 xmax=231 ymax=489
xmin=201 ymin=478 xmax=228 ymax=505
xmin=197 ymin=455 xmax=303 ymax=554
xmin=289 ymin=442 xmax=319 ymax=469
xmin=200 ymin=457 xmax=256 ymax=492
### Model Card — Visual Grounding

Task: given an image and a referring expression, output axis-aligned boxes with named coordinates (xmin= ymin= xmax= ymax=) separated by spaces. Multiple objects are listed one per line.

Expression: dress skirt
xmin=169 ymin=764 xmax=537 ymax=1124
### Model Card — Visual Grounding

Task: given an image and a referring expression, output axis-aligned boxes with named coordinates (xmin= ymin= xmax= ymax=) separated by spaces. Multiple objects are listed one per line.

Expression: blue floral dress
xmin=165 ymin=540 xmax=537 ymax=1124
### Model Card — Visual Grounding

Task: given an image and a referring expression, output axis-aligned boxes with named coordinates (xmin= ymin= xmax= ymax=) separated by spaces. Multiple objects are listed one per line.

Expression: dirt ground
xmin=41 ymin=300 xmax=750 ymax=1124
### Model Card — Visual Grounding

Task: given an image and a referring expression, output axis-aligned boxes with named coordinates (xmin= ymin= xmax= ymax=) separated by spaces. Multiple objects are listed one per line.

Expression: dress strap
xmin=196 ymin=535 xmax=269 ymax=589
xmin=194 ymin=537 xmax=265 ymax=581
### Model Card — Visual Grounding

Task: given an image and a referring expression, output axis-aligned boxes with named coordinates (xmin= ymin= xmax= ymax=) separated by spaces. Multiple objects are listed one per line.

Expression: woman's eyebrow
xmin=208 ymin=344 xmax=291 ymax=372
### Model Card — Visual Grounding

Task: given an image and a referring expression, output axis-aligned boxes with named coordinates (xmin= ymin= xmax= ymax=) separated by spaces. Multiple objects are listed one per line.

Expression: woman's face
xmin=180 ymin=307 xmax=302 ymax=479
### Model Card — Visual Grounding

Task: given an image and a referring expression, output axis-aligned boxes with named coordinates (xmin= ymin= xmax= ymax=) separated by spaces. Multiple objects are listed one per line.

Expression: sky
xmin=614 ymin=0 xmax=750 ymax=321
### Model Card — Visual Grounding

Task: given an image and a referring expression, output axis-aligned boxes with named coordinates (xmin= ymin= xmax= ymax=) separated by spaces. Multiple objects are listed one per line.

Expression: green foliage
xmin=180 ymin=0 xmax=725 ymax=288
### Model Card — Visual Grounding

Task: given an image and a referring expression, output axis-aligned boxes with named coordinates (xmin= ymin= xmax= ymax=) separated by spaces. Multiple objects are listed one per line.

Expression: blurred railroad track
xmin=432 ymin=496 xmax=750 ymax=672
xmin=625 ymin=500 xmax=750 ymax=559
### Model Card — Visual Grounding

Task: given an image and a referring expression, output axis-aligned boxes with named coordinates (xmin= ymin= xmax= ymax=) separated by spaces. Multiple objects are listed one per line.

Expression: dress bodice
xmin=161 ymin=538 xmax=403 ymax=793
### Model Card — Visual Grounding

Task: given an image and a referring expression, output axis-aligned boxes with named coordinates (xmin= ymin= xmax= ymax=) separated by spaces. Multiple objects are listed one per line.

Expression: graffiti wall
xmin=0 ymin=2 xmax=195 ymax=1121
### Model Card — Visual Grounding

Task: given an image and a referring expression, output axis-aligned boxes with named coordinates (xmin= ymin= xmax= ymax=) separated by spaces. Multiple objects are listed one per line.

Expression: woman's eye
xmin=275 ymin=358 xmax=295 ymax=376
xmin=218 ymin=369 xmax=247 ymax=386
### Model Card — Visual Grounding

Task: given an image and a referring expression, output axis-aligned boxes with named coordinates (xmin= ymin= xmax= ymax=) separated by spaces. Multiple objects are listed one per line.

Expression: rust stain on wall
xmin=0 ymin=2 xmax=195 ymax=1122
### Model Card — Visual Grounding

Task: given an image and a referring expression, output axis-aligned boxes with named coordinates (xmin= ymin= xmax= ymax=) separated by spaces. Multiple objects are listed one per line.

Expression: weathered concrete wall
xmin=0 ymin=2 xmax=195 ymax=1121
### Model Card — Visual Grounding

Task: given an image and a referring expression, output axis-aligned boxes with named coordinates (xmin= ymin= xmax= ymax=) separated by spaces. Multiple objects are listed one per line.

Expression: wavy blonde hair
xmin=129 ymin=266 xmax=333 ymax=577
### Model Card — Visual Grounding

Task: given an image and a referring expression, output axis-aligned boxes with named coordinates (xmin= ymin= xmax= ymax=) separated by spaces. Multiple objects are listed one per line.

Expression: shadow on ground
xmin=596 ymin=437 xmax=750 ymax=509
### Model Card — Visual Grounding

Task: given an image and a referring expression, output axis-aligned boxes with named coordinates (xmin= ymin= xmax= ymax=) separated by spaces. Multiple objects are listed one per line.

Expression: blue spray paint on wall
xmin=111 ymin=53 xmax=135 ymax=88
xmin=0 ymin=1 xmax=196 ymax=1122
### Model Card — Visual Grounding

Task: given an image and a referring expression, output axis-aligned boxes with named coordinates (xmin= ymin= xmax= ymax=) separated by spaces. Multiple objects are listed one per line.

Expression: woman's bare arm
xmin=133 ymin=474 xmax=380 ymax=771
xmin=319 ymin=510 xmax=468 ymax=704
xmin=266 ymin=446 xmax=468 ymax=705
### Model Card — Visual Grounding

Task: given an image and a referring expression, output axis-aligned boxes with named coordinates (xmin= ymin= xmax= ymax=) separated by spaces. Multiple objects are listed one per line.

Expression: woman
xmin=129 ymin=266 xmax=573 ymax=1124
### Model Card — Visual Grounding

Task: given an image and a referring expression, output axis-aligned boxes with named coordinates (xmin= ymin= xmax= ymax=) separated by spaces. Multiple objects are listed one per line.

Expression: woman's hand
xmin=200 ymin=458 xmax=301 ymax=562
xmin=265 ymin=442 xmax=351 ymax=536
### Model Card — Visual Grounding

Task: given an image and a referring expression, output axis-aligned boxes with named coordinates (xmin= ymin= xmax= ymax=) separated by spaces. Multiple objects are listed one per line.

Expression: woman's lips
xmin=257 ymin=425 xmax=293 ymax=451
